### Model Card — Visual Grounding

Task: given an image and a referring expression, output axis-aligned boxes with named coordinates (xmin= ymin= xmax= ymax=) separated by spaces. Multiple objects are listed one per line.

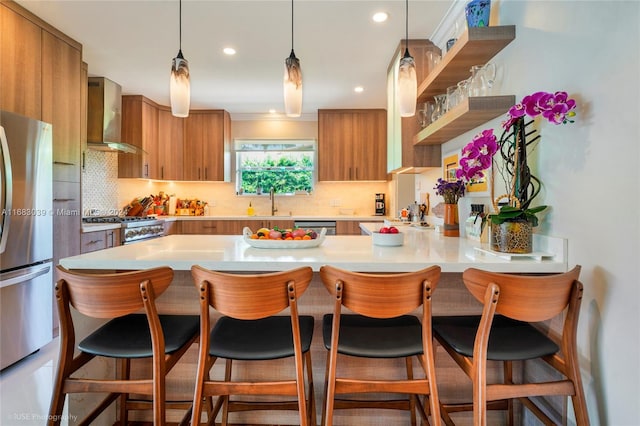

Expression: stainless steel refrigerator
xmin=1 ymin=110 xmax=53 ymax=370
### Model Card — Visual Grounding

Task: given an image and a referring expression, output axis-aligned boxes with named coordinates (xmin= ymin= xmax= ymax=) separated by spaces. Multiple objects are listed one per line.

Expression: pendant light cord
xmin=179 ymin=0 xmax=183 ymax=51
xmin=291 ymin=0 xmax=294 ymax=51
xmin=405 ymin=0 xmax=409 ymax=51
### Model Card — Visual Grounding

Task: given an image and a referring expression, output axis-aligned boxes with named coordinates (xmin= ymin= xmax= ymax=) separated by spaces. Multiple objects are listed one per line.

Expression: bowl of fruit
xmin=243 ymin=226 xmax=326 ymax=249
xmin=371 ymin=226 xmax=404 ymax=247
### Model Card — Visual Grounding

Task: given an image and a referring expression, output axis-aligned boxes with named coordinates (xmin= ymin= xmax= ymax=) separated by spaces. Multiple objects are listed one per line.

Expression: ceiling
xmin=17 ymin=0 xmax=453 ymax=120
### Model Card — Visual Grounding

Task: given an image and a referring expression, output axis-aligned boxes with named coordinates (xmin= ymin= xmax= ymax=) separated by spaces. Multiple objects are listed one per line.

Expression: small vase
xmin=465 ymin=0 xmax=491 ymax=28
xmin=443 ymin=203 xmax=459 ymax=237
xmin=490 ymin=218 xmax=532 ymax=253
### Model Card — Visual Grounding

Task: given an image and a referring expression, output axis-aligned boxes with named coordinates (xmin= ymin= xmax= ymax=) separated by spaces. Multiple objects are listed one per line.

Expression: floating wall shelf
xmin=414 ymin=95 xmax=515 ymax=146
xmin=417 ymin=25 xmax=516 ymax=103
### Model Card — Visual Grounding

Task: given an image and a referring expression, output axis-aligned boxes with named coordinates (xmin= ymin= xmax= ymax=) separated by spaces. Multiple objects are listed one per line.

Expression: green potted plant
xmin=456 ymin=91 xmax=577 ymax=253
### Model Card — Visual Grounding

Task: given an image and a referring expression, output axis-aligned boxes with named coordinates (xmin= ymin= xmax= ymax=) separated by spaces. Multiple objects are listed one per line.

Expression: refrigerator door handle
xmin=0 ymin=264 xmax=51 ymax=289
xmin=0 ymin=126 xmax=13 ymax=255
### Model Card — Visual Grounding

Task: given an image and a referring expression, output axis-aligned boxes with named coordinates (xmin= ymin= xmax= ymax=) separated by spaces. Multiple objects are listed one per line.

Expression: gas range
xmin=82 ymin=216 xmax=165 ymax=244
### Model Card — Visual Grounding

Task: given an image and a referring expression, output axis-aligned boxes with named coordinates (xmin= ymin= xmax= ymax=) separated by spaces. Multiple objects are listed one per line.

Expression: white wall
xmin=428 ymin=1 xmax=639 ymax=424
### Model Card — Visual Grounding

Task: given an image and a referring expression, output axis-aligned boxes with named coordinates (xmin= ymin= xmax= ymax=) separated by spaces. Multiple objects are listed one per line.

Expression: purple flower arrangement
xmin=503 ymin=91 xmax=577 ymax=130
xmin=453 ymin=90 xmax=577 ymax=225
xmin=456 ymin=129 xmax=498 ymax=183
xmin=434 ymin=178 xmax=466 ymax=204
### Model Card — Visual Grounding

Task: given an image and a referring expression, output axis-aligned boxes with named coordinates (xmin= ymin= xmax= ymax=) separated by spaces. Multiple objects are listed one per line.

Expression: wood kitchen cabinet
xmin=121 ymin=101 xmax=230 ymax=181
xmin=163 ymin=220 xmax=181 ymax=236
xmin=318 ymin=109 xmax=387 ymax=181
xmin=183 ymin=110 xmax=230 ymax=181
xmin=81 ymin=228 xmax=120 ymax=254
xmin=120 ymin=95 xmax=159 ymax=179
xmin=53 ymin=182 xmax=81 ymax=257
xmin=180 ymin=220 xmax=219 ymax=235
xmin=215 ymin=220 xmax=246 ymax=235
xmin=0 ymin=2 xmax=42 ymax=119
xmin=157 ymin=108 xmax=184 ymax=180
xmin=336 ymin=220 xmax=383 ymax=235
xmin=42 ymin=30 xmax=83 ymax=183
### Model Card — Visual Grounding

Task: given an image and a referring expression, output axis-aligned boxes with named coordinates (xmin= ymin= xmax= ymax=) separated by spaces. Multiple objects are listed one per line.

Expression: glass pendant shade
xmin=170 ymin=50 xmax=190 ymax=118
xmin=284 ymin=50 xmax=302 ymax=117
xmin=398 ymin=50 xmax=417 ymax=117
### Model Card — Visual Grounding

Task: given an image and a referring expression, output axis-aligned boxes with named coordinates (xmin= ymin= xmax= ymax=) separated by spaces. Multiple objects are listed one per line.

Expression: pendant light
xmin=398 ymin=0 xmax=417 ymax=117
xmin=284 ymin=0 xmax=302 ymax=117
xmin=170 ymin=0 xmax=190 ymax=117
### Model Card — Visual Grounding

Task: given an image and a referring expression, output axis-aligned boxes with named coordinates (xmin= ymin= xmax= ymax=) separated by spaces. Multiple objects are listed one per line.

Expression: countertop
xmin=63 ymin=226 xmax=567 ymax=274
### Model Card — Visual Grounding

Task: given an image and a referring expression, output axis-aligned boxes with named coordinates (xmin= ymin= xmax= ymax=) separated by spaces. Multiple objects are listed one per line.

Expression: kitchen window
xmin=235 ymin=139 xmax=315 ymax=195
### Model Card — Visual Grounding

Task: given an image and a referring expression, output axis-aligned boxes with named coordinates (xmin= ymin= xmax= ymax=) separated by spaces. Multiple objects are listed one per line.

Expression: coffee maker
xmin=375 ymin=193 xmax=386 ymax=216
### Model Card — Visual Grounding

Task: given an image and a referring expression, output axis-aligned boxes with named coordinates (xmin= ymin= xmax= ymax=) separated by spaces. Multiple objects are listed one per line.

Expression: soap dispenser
xmin=247 ymin=202 xmax=255 ymax=216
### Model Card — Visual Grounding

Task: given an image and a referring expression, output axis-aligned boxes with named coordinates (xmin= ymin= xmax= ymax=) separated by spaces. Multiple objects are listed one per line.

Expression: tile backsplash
xmin=82 ymin=150 xmax=119 ymax=216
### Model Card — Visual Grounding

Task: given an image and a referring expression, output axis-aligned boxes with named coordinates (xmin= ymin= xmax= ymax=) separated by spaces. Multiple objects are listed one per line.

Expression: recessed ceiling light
xmin=223 ymin=47 xmax=236 ymax=55
xmin=372 ymin=12 xmax=388 ymax=23
xmin=354 ymin=86 xmax=364 ymax=93
xmin=269 ymin=109 xmax=277 ymax=114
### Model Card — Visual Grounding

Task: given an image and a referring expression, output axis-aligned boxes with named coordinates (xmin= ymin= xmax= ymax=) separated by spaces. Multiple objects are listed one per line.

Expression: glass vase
xmin=490 ymin=218 xmax=533 ymax=253
xmin=465 ymin=0 xmax=491 ymax=28
xmin=443 ymin=203 xmax=460 ymax=237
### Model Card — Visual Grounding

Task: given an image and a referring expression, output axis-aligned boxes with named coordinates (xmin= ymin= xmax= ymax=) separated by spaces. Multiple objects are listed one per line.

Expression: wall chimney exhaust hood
xmin=87 ymin=77 xmax=142 ymax=154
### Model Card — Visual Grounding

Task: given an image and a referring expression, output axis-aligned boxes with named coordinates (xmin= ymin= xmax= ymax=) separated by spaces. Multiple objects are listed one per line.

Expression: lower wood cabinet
xmin=336 ymin=220 xmax=383 ymax=235
xmin=176 ymin=219 xmax=295 ymax=235
xmin=81 ymin=228 xmax=121 ymax=254
xmin=180 ymin=220 xmax=219 ymax=235
xmin=163 ymin=220 xmax=181 ymax=236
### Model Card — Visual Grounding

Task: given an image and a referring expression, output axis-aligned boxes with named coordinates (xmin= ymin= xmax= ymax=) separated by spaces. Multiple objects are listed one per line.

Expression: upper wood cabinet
xmin=0 ymin=3 xmax=42 ymax=118
xmin=318 ymin=109 xmax=387 ymax=181
xmin=120 ymin=95 xmax=159 ymax=179
xmin=183 ymin=110 xmax=231 ymax=181
xmin=120 ymin=101 xmax=230 ymax=181
xmin=157 ymin=108 xmax=184 ymax=180
xmin=42 ymin=30 xmax=82 ymax=183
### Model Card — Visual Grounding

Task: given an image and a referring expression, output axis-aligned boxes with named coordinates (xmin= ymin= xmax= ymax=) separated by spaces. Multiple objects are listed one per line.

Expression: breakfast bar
xmin=59 ymin=227 xmax=568 ymax=425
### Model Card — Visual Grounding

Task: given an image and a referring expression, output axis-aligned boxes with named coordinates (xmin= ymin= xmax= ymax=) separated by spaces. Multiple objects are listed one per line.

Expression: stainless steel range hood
xmin=87 ymin=77 xmax=142 ymax=154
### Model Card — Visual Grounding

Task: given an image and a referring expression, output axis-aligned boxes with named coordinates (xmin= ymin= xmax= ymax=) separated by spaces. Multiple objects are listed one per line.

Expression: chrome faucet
xmin=270 ymin=187 xmax=277 ymax=216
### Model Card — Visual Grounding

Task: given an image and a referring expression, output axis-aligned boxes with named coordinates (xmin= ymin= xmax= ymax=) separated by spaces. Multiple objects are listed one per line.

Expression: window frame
xmin=234 ymin=139 xmax=317 ymax=196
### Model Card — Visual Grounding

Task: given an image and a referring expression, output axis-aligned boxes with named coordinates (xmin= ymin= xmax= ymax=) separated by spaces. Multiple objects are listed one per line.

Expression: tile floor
xmin=0 ymin=338 xmax=70 ymax=426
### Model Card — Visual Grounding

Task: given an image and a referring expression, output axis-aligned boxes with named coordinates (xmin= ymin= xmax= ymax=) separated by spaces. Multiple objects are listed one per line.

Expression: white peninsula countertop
xmin=61 ymin=224 xmax=568 ymax=274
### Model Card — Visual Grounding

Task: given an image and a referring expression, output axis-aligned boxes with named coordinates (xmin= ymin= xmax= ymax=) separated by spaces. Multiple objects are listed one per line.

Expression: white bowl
xmin=371 ymin=231 xmax=404 ymax=247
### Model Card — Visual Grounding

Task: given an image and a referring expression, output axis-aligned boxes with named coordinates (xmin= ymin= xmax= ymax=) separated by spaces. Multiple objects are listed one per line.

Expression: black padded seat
xmin=432 ymin=314 xmax=559 ymax=361
xmin=322 ymin=314 xmax=423 ymax=358
xmin=209 ymin=315 xmax=314 ymax=361
xmin=79 ymin=314 xmax=200 ymax=358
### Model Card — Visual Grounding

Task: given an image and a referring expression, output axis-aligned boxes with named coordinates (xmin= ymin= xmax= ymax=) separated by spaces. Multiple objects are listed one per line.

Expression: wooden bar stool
xmin=48 ymin=265 xmax=200 ymax=426
xmin=190 ymin=265 xmax=315 ymax=426
xmin=319 ymin=265 xmax=442 ymax=426
xmin=432 ymin=266 xmax=589 ymax=425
